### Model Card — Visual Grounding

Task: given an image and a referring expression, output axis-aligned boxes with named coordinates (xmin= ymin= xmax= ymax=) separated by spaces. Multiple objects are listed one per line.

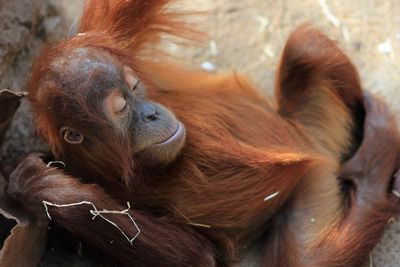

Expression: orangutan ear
xmin=59 ymin=126 xmax=84 ymax=144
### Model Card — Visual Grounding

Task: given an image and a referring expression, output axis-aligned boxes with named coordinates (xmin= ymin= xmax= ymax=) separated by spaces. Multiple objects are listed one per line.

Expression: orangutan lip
xmin=155 ymin=122 xmax=184 ymax=146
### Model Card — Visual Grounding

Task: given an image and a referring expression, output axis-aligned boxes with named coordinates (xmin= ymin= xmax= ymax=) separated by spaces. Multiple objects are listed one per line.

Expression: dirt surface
xmin=1 ymin=0 xmax=399 ymax=266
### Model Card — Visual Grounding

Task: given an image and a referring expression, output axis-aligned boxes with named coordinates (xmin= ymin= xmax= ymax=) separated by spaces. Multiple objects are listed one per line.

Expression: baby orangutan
xmin=5 ymin=0 xmax=400 ymax=266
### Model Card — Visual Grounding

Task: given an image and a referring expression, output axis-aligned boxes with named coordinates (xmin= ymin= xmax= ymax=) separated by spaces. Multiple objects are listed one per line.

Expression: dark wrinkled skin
xmin=341 ymin=91 xmax=400 ymax=206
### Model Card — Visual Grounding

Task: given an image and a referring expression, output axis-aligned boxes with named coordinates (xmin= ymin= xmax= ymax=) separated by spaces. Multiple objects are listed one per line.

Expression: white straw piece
xmin=264 ymin=191 xmax=279 ymax=201
xmin=42 ymin=200 xmax=140 ymax=245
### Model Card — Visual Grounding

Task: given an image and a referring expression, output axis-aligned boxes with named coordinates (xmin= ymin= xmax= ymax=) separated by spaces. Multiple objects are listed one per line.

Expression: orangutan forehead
xmin=50 ymin=47 xmax=117 ymax=76
xmin=45 ymin=47 xmax=127 ymax=96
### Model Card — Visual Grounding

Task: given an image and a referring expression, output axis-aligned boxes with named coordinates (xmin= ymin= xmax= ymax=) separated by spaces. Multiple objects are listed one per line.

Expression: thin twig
xmin=42 ymin=200 xmax=140 ymax=245
xmin=46 ymin=161 xmax=66 ymax=168
xmin=369 ymin=252 xmax=374 ymax=267
xmin=173 ymin=206 xmax=212 ymax=228
xmin=318 ymin=0 xmax=340 ymax=27
xmin=188 ymin=222 xmax=211 ymax=228
xmin=264 ymin=191 xmax=279 ymax=201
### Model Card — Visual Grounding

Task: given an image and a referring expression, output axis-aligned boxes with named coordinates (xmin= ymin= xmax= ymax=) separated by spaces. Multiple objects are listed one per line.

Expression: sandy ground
xmin=37 ymin=0 xmax=400 ymax=266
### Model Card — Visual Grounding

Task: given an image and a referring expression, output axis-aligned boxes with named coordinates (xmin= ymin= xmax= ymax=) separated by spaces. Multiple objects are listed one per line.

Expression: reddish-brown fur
xmin=6 ymin=0 xmax=400 ymax=266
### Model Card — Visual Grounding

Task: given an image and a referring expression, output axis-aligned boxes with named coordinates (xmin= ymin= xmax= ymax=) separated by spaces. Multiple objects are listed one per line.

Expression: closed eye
xmin=132 ymin=80 xmax=140 ymax=91
xmin=119 ymin=101 xmax=128 ymax=113
xmin=110 ymin=94 xmax=128 ymax=115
